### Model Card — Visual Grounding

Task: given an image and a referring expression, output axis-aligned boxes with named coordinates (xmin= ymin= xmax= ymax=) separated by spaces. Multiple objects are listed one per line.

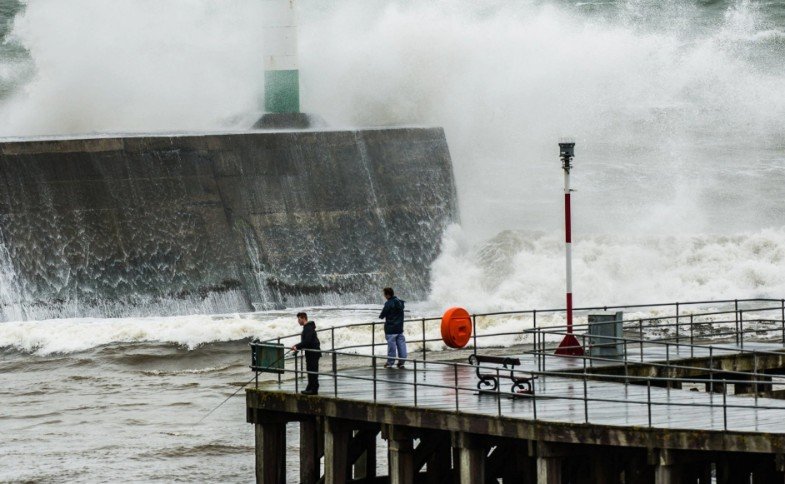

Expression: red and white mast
xmin=555 ymin=141 xmax=584 ymax=356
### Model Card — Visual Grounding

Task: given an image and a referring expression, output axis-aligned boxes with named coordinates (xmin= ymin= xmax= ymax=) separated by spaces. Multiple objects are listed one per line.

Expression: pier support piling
xmin=300 ymin=417 xmax=324 ymax=484
xmin=325 ymin=418 xmax=351 ymax=484
xmin=247 ymin=367 xmax=785 ymax=484
xmin=654 ymin=450 xmax=681 ymax=484
xmin=491 ymin=439 xmax=535 ymax=483
xmin=592 ymin=450 xmax=620 ymax=484
xmin=254 ymin=419 xmax=287 ymax=484
xmin=351 ymin=429 xmax=378 ymax=481
xmin=536 ymin=442 xmax=563 ymax=484
xmin=418 ymin=431 xmax=452 ymax=483
xmin=735 ymin=374 xmax=773 ymax=395
xmin=383 ymin=425 xmax=415 ymax=484
xmin=452 ymin=432 xmax=486 ymax=484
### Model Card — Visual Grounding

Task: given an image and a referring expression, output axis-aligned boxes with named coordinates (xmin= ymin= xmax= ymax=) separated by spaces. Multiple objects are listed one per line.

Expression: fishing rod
xmin=197 ymin=348 xmax=293 ymax=424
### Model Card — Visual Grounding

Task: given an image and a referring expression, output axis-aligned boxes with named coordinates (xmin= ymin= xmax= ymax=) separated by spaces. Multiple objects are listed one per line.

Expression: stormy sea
xmin=2 ymin=0 xmax=785 ymax=481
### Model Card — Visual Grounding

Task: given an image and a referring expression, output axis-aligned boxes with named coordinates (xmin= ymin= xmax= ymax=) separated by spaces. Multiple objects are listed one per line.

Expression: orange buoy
xmin=441 ymin=307 xmax=472 ymax=348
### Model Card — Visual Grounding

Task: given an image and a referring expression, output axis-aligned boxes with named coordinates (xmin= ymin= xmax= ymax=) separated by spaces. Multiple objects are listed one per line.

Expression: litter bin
xmin=588 ymin=312 xmax=624 ymax=358
xmin=250 ymin=342 xmax=285 ymax=374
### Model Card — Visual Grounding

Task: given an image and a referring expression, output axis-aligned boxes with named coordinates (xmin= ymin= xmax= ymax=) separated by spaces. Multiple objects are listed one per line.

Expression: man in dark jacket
xmin=379 ymin=287 xmax=407 ymax=368
xmin=291 ymin=312 xmax=320 ymax=395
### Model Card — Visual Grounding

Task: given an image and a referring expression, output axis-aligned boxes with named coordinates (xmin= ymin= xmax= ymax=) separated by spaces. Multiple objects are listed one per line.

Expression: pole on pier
xmin=555 ymin=141 xmax=584 ymax=356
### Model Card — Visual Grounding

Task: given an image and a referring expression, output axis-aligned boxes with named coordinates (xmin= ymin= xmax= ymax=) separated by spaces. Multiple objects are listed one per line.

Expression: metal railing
xmin=251 ymin=298 xmax=785 ymax=432
xmin=260 ymin=298 xmax=785 ymax=365
xmin=253 ymin=346 xmax=785 ymax=432
xmin=527 ymin=302 xmax=785 ymax=370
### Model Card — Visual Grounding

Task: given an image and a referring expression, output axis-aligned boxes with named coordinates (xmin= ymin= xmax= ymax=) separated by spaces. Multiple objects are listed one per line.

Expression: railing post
xmin=666 ymin=342 xmax=669 ymax=367
xmin=709 ymin=346 xmax=714 ymax=393
xmin=675 ymin=302 xmax=680 ymax=345
xmin=583 ymin=333 xmax=590 ymax=368
xmin=647 ymin=379 xmax=652 ymax=428
xmin=583 ymin=372 xmax=589 ymax=423
xmin=722 ymin=380 xmax=727 ymax=431
xmin=421 ymin=318 xmax=427 ymax=362
xmin=454 ymin=364 xmax=460 ymax=412
xmin=535 ymin=330 xmax=541 ymax=372
xmin=295 ymin=350 xmax=299 ymax=393
xmin=735 ymin=300 xmax=740 ymax=346
xmin=781 ymin=299 xmax=784 ymax=346
xmin=533 ymin=310 xmax=540 ymax=371
xmin=532 ymin=376 xmax=538 ymax=421
xmin=739 ymin=310 xmax=744 ymax=350
xmin=371 ymin=322 xmax=376 ymax=366
xmin=623 ymin=340 xmax=629 ymax=384
xmin=689 ymin=315 xmax=694 ymax=358
xmin=413 ymin=359 xmax=418 ymax=407
xmin=754 ymin=353 xmax=759 ymax=405
xmin=373 ymin=356 xmax=377 ymax=402
xmin=639 ymin=319 xmax=644 ymax=362
xmin=496 ymin=368 xmax=502 ymax=416
xmin=333 ymin=350 xmax=338 ymax=398
xmin=472 ymin=314 xmax=478 ymax=355
xmin=331 ymin=327 xmax=337 ymax=397
xmin=276 ymin=338 xmax=282 ymax=384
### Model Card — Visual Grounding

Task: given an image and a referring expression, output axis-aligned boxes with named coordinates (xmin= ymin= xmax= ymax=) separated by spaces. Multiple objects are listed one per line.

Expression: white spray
xmin=0 ymin=1 xmax=784 ymax=340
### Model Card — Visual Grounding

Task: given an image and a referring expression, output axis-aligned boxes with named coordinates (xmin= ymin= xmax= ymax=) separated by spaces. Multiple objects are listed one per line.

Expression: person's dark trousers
xmin=305 ymin=352 xmax=320 ymax=393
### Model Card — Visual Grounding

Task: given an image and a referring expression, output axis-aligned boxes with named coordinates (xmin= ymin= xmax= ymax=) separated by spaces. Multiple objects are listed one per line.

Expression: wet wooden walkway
xmin=451 ymin=340 xmax=785 ymax=372
xmin=260 ymin=355 xmax=785 ymax=434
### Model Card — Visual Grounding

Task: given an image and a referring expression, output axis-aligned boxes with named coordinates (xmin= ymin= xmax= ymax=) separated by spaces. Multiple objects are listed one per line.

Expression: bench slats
xmin=472 ymin=355 xmax=521 ymax=367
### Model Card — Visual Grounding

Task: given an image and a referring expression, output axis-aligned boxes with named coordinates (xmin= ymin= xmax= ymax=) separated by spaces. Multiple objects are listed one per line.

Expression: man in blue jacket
xmin=379 ymin=287 xmax=407 ymax=368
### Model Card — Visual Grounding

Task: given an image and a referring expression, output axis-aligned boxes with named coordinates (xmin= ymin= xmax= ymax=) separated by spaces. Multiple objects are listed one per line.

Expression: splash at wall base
xmin=252 ymin=113 xmax=327 ymax=130
xmin=0 ymin=127 xmax=458 ymax=321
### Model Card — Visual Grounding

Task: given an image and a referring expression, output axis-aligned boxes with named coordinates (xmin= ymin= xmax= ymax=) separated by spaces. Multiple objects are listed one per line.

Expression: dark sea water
xmin=1 ymin=309 xmax=388 ymax=482
xmin=2 ymin=0 xmax=785 ymax=481
xmin=2 ymin=341 xmax=256 ymax=482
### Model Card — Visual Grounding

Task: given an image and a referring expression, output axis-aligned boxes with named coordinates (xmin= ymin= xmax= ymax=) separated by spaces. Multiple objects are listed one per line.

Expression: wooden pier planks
xmin=258 ymin=359 xmax=785 ymax=434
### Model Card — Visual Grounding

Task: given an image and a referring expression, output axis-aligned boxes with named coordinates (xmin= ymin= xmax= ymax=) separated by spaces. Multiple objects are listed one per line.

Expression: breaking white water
xmin=2 ymin=0 xmax=785 ymax=481
xmin=0 ymin=0 xmax=783 ymax=318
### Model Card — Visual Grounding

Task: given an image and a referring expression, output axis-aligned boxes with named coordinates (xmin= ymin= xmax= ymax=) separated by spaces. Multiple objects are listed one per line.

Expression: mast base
xmin=554 ymin=333 xmax=584 ymax=356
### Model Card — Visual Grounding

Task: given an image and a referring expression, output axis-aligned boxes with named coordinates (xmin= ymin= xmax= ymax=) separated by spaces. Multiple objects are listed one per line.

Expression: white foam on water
xmin=427 ymin=225 xmax=785 ymax=314
xmin=0 ymin=1 xmax=784 ymax=349
xmin=0 ymin=307 xmax=386 ymax=355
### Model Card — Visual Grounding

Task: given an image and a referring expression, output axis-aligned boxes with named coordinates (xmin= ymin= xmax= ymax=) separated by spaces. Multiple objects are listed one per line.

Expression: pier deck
xmin=253 ymin=360 xmax=785 ymax=433
xmin=246 ymin=299 xmax=785 ymax=483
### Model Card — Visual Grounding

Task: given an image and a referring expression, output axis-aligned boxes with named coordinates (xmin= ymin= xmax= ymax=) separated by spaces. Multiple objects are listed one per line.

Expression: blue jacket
xmin=379 ymin=296 xmax=405 ymax=334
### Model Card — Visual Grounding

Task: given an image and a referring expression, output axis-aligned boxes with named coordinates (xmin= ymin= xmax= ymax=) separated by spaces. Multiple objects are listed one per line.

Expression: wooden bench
xmin=468 ymin=354 xmax=537 ymax=394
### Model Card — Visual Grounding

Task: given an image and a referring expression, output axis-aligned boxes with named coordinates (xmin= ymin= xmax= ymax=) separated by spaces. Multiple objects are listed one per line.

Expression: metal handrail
xmin=262 ymin=299 xmax=785 ymax=362
xmin=260 ymin=297 xmax=784 ymax=349
xmin=251 ymin=297 xmax=785 ymax=433
xmin=265 ymin=299 xmax=785 ymax=381
xmin=252 ymin=347 xmax=785 ymax=432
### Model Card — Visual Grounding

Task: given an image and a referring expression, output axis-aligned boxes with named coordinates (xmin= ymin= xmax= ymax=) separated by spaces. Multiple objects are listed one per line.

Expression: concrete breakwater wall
xmin=0 ymin=128 xmax=457 ymax=321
